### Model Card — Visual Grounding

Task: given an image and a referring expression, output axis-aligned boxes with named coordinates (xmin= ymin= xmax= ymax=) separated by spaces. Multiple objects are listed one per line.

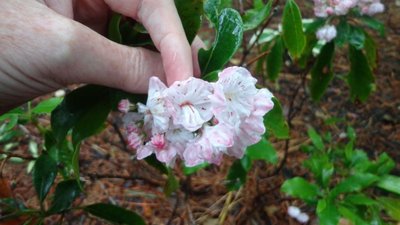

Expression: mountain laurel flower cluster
xmin=118 ymin=67 xmax=274 ymax=167
xmin=313 ymin=0 xmax=384 ymax=42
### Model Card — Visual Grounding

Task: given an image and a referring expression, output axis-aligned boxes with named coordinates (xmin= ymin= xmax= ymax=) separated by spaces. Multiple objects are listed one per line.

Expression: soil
xmin=0 ymin=1 xmax=399 ymax=225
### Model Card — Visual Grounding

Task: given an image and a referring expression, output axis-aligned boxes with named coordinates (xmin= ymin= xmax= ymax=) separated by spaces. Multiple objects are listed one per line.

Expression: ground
xmin=0 ymin=1 xmax=399 ymax=224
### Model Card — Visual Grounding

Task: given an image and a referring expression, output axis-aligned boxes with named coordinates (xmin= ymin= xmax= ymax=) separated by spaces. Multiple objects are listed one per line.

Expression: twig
xmin=244 ymin=49 xmax=271 ymax=67
xmin=166 ymin=194 xmax=180 ymax=225
xmin=110 ymin=120 xmax=129 ymax=153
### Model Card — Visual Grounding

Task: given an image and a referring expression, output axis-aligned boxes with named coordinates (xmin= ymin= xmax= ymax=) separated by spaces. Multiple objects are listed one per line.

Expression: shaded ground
xmin=1 ymin=1 xmax=399 ymax=224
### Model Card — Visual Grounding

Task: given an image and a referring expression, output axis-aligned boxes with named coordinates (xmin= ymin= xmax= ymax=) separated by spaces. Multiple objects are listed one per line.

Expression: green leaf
xmin=242 ymin=0 xmax=272 ymax=31
xmin=226 ymin=159 xmax=247 ymax=191
xmin=338 ymin=205 xmax=369 ymax=225
xmin=281 ymin=177 xmax=319 ymax=202
xmin=183 ymin=163 xmax=209 ymax=175
xmin=303 ymin=18 xmax=326 ymax=34
xmin=317 ymin=198 xmax=340 ymax=225
xmin=281 ymin=0 xmax=305 ymax=59
xmin=4 ymin=114 xmax=18 ymax=131
xmin=164 ymin=168 xmax=179 ymax=197
xmin=84 ymin=203 xmax=145 ymax=225
xmin=309 ymin=41 xmax=335 ymax=101
xmin=51 ymin=85 xmax=112 ymax=144
xmin=376 ymin=175 xmax=400 ymax=195
xmin=335 ymin=20 xmax=351 ymax=47
xmin=202 ymin=70 xmax=219 ymax=82
xmin=303 ymin=154 xmax=334 ymax=188
xmin=359 ymin=16 xmax=385 ymax=36
xmin=175 ymin=0 xmax=203 ymax=43
xmin=368 ymin=153 xmax=395 ymax=175
xmin=348 ymin=26 xmax=366 ymax=49
xmin=264 ymin=98 xmax=289 ymax=139
xmin=246 ymin=137 xmax=277 ymax=164
xmin=48 ymin=180 xmax=81 ymax=214
xmin=331 ymin=173 xmax=379 ymax=197
xmin=344 ymin=193 xmax=377 ymax=206
xmin=307 ymin=128 xmax=324 ymax=150
xmin=266 ymin=37 xmax=284 ymax=81
xmin=347 ymin=45 xmax=375 ymax=102
xmin=31 ymin=97 xmax=63 ymax=114
xmin=144 ymin=154 xmax=168 ymax=174
xmin=204 ymin=0 xmax=220 ymax=24
xmin=377 ymin=197 xmax=400 ymax=221
xmin=346 ymin=126 xmax=356 ymax=142
xmin=364 ymin=32 xmax=377 ymax=69
xmin=71 ymin=98 xmax=110 ymax=146
xmin=107 ymin=13 xmax=122 ymax=43
xmin=199 ymin=8 xmax=243 ymax=75
xmin=33 ymin=154 xmax=58 ymax=202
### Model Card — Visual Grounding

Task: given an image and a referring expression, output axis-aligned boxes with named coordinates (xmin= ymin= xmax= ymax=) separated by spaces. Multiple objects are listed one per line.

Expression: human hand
xmin=0 ymin=0 xmax=202 ymax=114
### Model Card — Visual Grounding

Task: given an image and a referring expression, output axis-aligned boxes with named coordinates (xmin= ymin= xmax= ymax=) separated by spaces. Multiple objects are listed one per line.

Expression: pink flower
xmin=118 ymin=99 xmax=130 ymax=113
xmin=167 ymin=77 xmax=213 ymax=132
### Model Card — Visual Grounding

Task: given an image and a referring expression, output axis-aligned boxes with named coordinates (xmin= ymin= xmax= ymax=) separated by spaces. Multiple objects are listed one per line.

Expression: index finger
xmin=104 ymin=0 xmax=193 ymax=86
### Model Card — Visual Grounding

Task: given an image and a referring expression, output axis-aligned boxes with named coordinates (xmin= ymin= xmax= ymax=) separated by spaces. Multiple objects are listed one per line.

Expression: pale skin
xmin=0 ymin=0 xmax=203 ymax=114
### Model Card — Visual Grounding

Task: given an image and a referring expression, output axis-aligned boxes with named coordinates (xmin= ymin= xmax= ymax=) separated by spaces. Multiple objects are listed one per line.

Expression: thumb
xmin=62 ymin=22 xmax=166 ymax=94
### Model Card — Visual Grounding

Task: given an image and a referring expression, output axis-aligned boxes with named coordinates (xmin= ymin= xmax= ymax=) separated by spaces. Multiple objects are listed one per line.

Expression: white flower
xmin=297 ymin=213 xmax=310 ymax=223
xmin=167 ymin=77 xmax=213 ymax=132
xmin=210 ymin=67 xmax=258 ymax=125
xmin=365 ymin=2 xmax=384 ymax=15
xmin=316 ymin=25 xmax=337 ymax=43
xmin=138 ymin=77 xmax=170 ymax=134
xmin=288 ymin=206 xmax=301 ymax=218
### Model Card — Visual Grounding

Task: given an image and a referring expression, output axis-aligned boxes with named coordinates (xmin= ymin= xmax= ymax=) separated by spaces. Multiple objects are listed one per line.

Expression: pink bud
xmin=118 ymin=99 xmax=130 ymax=113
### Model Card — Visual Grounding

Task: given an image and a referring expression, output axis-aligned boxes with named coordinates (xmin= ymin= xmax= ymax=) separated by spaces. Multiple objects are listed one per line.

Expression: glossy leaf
xmin=48 ymin=180 xmax=81 ymax=214
xmin=331 ymin=173 xmax=379 ymax=197
xmin=51 ymin=85 xmax=112 ymax=143
xmin=71 ymin=97 xmax=110 ymax=146
xmin=199 ymin=8 xmax=243 ymax=75
xmin=144 ymin=154 xmax=168 ymax=174
xmin=359 ymin=16 xmax=385 ymax=36
xmin=204 ymin=0 xmax=220 ymax=24
xmin=364 ymin=32 xmax=377 ymax=69
xmin=246 ymin=137 xmax=277 ymax=164
xmin=307 ymin=128 xmax=324 ymax=150
xmin=335 ymin=20 xmax=350 ymax=47
xmin=175 ymin=0 xmax=203 ymax=44
xmin=107 ymin=13 xmax=122 ymax=43
xmin=281 ymin=0 xmax=305 ymax=59
xmin=226 ymin=159 xmax=247 ymax=191
xmin=264 ymin=98 xmax=289 ymax=139
xmin=317 ymin=198 xmax=340 ymax=225
xmin=310 ymin=41 xmax=335 ymax=101
xmin=376 ymin=175 xmax=400 ymax=195
xmin=347 ymin=46 xmax=375 ymax=102
xmin=84 ymin=203 xmax=145 ymax=225
xmin=33 ymin=154 xmax=58 ymax=202
xmin=31 ymin=97 xmax=63 ymax=114
xmin=368 ymin=153 xmax=395 ymax=175
xmin=348 ymin=26 xmax=365 ymax=49
xmin=242 ymin=0 xmax=272 ymax=31
xmin=377 ymin=197 xmax=400 ymax=221
xmin=281 ymin=177 xmax=319 ymax=202
xmin=266 ymin=37 xmax=284 ymax=81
